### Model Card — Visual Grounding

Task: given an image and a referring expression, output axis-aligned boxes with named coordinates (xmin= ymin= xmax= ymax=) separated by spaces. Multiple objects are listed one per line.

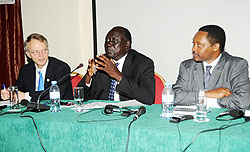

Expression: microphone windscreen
xmin=137 ymin=106 xmax=146 ymax=115
xmin=77 ymin=63 xmax=84 ymax=69
xmin=21 ymin=99 xmax=29 ymax=106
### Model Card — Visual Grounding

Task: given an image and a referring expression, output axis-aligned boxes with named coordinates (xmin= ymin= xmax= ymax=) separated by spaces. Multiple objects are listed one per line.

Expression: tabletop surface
xmin=0 ymin=100 xmax=249 ymax=152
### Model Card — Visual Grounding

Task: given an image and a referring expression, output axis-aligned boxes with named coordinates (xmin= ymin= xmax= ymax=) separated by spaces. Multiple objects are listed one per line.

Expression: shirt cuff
xmin=25 ymin=92 xmax=32 ymax=101
xmin=86 ymin=79 xmax=92 ymax=87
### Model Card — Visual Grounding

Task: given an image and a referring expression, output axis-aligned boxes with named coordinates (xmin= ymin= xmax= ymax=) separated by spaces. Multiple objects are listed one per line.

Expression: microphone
xmin=104 ymin=105 xmax=136 ymax=117
xmin=21 ymin=99 xmax=50 ymax=112
xmin=133 ymin=106 xmax=146 ymax=121
xmin=36 ymin=63 xmax=84 ymax=111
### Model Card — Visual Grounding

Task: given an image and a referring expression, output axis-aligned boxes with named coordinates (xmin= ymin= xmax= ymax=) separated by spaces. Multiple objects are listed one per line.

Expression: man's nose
xmin=107 ymin=41 xmax=114 ymax=47
xmin=192 ymin=45 xmax=197 ymax=52
xmin=38 ymin=52 xmax=44 ymax=57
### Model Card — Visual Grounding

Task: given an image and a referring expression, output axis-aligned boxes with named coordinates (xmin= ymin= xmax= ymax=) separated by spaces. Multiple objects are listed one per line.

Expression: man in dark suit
xmin=173 ymin=25 xmax=250 ymax=109
xmin=1 ymin=33 xmax=73 ymax=102
xmin=78 ymin=26 xmax=155 ymax=105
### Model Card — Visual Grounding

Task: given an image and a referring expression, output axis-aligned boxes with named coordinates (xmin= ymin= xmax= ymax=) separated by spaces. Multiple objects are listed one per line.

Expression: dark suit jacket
xmin=173 ymin=52 xmax=250 ymax=109
xmin=78 ymin=49 xmax=155 ymax=105
xmin=15 ymin=57 xmax=73 ymax=101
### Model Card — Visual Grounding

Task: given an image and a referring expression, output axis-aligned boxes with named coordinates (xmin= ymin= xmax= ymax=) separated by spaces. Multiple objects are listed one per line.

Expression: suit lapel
xmin=121 ymin=50 xmax=133 ymax=75
xmin=193 ymin=62 xmax=204 ymax=89
xmin=207 ymin=53 xmax=226 ymax=89
xmin=118 ymin=50 xmax=133 ymax=100
xmin=30 ymin=63 xmax=36 ymax=91
xmin=44 ymin=58 xmax=52 ymax=88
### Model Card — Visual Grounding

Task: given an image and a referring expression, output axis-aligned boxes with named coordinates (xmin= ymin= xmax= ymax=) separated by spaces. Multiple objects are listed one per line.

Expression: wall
xmin=21 ymin=0 xmax=93 ymax=74
xmin=96 ymin=0 xmax=250 ymax=83
xmin=21 ymin=0 xmax=250 ymax=83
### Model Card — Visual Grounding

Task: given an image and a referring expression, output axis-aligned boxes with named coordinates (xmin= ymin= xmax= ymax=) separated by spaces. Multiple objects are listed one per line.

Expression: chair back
xmin=71 ymin=72 xmax=83 ymax=92
xmin=154 ymin=72 xmax=165 ymax=104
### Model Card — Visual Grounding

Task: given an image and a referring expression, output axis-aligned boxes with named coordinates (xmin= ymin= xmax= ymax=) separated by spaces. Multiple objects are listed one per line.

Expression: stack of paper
xmin=173 ymin=105 xmax=196 ymax=116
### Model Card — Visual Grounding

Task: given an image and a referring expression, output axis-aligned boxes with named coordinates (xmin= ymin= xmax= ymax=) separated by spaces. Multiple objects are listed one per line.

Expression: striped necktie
xmin=108 ymin=62 xmax=119 ymax=100
xmin=203 ymin=65 xmax=212 ymax=90
xmin=38 ymin=70 xmax=44 ymax=91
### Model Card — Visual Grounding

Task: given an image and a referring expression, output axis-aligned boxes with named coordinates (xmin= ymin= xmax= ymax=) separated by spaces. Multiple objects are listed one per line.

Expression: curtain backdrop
xmin=0 ymin=0 xmax=24 ymax=89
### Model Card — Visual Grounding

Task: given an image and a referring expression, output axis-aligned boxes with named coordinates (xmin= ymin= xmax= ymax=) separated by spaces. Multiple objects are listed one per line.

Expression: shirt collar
xmin=203 ymin=53 xmax=222 ymax=74
xmin=115 ymin=53 xmax=127 ymax=64
xmin=113 ymin=53 xmax=127 ymax=72
xmin=35 ymin=59 xmax=49 ymax=74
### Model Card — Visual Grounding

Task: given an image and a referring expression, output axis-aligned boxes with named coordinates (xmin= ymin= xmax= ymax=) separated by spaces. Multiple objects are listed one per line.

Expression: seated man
xmin=78 ymin=26 xmax=155 ymax=105
xmin=173 ymin=25 xmax=250 ymax=109
xmin=1 ymin=33 xmax=73 ymax=102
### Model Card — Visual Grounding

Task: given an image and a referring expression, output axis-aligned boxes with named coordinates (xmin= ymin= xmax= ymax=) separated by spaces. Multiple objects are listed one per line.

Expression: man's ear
xmin=25 ymin=51 xmax=31 ymax=58
xmin=213 ymin=43 xmax=220 ymax=52
xmin=126 ymin=41 xmax=130 ymax=49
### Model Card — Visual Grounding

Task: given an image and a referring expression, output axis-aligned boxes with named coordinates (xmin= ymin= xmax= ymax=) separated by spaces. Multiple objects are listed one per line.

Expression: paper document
xmin=207 ymin=98 xmax=220 ymax=108
xmin=84 ymin=100 xmax=145 ymax=110
xmin=0 ymin=100 xmax=10 ymax=106
xmin=173 ymin=105 xmax=196 ymax=116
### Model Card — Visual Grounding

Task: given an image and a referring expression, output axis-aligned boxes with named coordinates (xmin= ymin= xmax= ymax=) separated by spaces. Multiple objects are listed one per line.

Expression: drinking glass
xmin=193 ymin=90 xmax=210 ymax=122
xmin=8 ymin=86 xmax=21 ymax=112
xmin=74 ymin=87 xmax=84 ymax=112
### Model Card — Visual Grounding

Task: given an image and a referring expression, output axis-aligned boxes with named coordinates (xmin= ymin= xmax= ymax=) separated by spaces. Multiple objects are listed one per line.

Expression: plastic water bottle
xmin=49 ymin=81 xmax=61 ymax=113
xmin=161 ymin=82 xmax=174 ymax=119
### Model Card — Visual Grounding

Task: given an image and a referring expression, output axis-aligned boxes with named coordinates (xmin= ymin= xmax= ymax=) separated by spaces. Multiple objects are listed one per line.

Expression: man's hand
xmin=1 ymin=89 xmax=25 ymax=103
xmin=85 ymin=58 xmax=96 ymax=84
xmin=1 ymin=89 xmax=9 ymax=100
xmin=17 ymin=91 xmax=25 ymax=102
xmin=95 ymin=54 xmax=122 ymax=81
xmin=205 ymin=87 xmax=232 ymax=99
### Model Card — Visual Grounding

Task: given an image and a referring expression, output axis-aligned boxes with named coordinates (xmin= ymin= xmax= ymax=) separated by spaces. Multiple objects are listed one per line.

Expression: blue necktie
xmin=38 ymin=70 xmax=44 ymax=91
xmin=203 ymin=65 xmax=212 ymax=90
xmin=108 ymin=63 xmax=119 ymax=100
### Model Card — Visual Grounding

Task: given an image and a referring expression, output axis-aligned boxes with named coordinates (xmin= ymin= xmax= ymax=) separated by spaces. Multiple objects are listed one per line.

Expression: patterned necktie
xmin=108 ymin=62 xmax=119 ymax=100
xmin=203 ymin=65 xmax=212 ymax=90
xmin=38 ymin=70 xmax=44 ymax=91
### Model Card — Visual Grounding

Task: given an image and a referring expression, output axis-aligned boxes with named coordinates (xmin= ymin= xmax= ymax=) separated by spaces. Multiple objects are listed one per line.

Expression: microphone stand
xmin=36 ymin=63 xmax=83 ymax=111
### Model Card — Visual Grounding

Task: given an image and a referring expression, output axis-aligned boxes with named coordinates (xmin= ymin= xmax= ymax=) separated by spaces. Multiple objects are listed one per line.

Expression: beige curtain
xmin=0 ymin=0 xmax=24 ymax=89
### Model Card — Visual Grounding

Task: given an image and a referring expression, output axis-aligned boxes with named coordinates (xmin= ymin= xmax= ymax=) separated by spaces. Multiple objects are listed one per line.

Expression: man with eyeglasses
xmin=1 ymin=33 xmax=73 ymax=102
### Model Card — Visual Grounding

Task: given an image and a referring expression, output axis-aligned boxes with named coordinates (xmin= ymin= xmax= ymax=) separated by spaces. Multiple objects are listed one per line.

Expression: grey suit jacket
xmin=173 ymin=52 xmax=250 ymax=109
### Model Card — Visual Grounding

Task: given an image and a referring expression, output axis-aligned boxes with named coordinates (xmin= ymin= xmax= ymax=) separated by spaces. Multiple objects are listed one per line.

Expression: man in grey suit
xmin=173 ymin=25 xmax=250 ymax=109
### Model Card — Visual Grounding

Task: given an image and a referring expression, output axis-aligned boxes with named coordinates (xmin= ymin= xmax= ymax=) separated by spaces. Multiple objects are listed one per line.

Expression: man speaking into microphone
xmin=77 ymin=26 xmax=155 ymax=105
xmin=1 ymin=33 xmax=73 ymax=102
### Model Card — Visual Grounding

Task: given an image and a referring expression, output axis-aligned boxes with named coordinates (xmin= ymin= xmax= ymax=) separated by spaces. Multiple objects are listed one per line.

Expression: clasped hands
xmin=85 ymin=54 xmax=122 ymax=83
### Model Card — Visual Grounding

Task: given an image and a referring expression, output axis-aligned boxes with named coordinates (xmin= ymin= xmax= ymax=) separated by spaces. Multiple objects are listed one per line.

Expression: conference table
xmin=0 ymin=100 xmax=249 ymax=152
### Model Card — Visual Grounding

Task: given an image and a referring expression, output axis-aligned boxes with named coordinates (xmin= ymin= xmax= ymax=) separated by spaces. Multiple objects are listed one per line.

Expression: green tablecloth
xmin=0 ymin=100 xmax=249 ymax=152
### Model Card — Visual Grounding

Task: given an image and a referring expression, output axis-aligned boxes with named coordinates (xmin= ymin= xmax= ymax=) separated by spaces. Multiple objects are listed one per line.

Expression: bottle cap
xmin=165 ymin=82 xmax=171 ymax=87
xmin=51 ymin=81 xmax=57 ymax=85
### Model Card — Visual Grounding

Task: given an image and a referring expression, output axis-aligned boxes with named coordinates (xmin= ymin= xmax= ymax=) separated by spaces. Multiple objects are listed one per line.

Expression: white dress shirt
xmin=203 ymin=53 xmax=222 ymax=108
xmin=25 ymin=60 xmax=49 ymax=100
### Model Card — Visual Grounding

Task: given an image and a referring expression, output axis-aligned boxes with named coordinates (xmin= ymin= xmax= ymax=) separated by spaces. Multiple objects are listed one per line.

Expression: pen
xmin=3 ymin=84 xmax=6 ymax=90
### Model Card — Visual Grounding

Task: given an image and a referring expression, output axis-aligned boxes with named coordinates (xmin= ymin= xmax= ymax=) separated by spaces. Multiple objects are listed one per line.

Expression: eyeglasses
xmin=28 ymin=49 xmax=49 ymax=55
